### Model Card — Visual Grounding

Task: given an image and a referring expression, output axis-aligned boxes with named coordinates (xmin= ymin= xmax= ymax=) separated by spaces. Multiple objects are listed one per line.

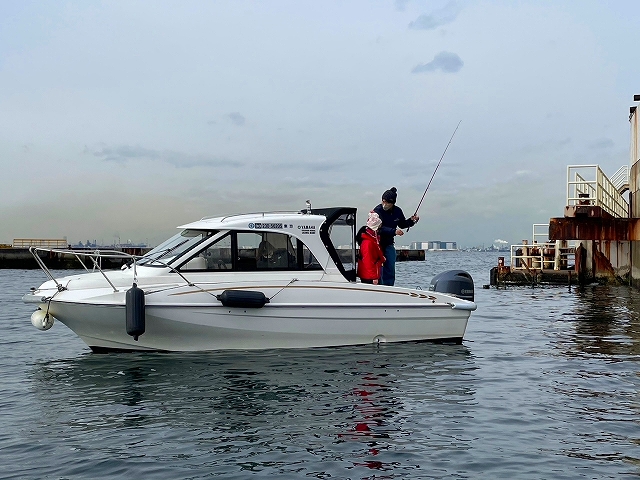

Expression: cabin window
xmin=179 ymin=231 xmax=320 ymax=272
xmin=237 ymin=232 xmax=297 ymax=271
xmin=138 ymin=230 xmax=214 ymax=267
xmin=190 ymin=233 xmax=233 ymax=270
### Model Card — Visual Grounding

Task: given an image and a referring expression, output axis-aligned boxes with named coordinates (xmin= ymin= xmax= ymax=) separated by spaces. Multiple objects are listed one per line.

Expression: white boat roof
xmin=178 ymin=210 xmax=325 ymax=232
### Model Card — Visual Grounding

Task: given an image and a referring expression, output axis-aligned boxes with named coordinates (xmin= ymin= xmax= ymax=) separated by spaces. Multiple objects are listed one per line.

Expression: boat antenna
xmin=413 ymin=120 xmax=462 ymax=217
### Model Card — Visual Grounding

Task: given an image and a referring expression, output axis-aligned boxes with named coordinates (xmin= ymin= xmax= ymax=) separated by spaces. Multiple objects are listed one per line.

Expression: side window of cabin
xmin=180 ymin=231 xmax=322 ymax=272
xmin=238 ymin=232 xmax=322 ymax=271
xmin=251 ymin=232 xmax=298 ymax=270
xmin=236 ymin=232 xmax=261 ymax=271
xmin=182 ymin=233 xmax=232 ymax=270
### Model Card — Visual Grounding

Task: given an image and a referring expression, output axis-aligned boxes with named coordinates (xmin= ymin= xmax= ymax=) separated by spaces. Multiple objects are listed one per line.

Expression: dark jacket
xmin=372 ymin=204 xmax=415 ymax=248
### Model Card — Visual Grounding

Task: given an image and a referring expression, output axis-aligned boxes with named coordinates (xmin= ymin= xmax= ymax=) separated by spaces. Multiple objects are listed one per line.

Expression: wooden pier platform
xmin=490 ymin=265 xmax=576 ymax=287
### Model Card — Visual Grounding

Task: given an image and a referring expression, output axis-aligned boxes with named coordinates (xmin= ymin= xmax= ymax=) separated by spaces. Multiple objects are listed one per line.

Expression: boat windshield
xmin=137 ymin=230 xmax=215 ymax=267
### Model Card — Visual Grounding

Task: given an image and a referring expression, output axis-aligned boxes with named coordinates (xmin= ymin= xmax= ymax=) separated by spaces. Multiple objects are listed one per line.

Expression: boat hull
xmin=41 ymin=298 xmax=471 ymax=351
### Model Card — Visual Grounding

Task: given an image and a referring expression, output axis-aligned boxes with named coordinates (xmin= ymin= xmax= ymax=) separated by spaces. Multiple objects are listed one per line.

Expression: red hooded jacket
xmin=357 ymin=228 xmax=385 ymax=281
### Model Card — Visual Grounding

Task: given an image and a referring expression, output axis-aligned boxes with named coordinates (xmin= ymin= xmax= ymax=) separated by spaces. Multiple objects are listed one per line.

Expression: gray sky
xmin=1 ymin=0 xmax=638 ymax=248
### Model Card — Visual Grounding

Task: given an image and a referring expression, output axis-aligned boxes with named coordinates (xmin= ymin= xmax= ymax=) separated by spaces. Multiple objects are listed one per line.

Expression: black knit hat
xmin=382 ymin=187 xmax=397 ymax=204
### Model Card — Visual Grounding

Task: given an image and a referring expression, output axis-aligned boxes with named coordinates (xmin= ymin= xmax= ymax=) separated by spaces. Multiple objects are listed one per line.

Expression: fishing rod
xmin=413 ymin=120 xmax=462 ymax=218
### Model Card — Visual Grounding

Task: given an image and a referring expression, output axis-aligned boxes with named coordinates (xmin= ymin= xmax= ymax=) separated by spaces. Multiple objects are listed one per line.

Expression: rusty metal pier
xmin=493 ymin=94 xmax=640 ymax=287
xmin=490 ymin=224 xmax=579 ymax=286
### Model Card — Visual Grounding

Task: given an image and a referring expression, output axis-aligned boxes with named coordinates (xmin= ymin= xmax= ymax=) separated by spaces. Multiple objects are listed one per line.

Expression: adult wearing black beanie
xmin=372 ymin=187 xmax=419 ymax=286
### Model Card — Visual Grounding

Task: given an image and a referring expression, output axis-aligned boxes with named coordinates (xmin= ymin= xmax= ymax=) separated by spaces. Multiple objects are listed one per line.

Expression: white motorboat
xmin=23 ymin=206 xmax=476 ymax=352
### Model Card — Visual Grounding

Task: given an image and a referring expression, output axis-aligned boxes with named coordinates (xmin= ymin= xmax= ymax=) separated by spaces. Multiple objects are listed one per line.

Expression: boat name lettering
xmin=248 ymin=223 xmax=283 ymax=229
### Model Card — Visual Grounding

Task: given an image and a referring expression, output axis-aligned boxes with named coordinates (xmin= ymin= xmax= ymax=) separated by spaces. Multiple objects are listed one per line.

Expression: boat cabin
xmin=137 ymin=207 xmax=358 ymax=282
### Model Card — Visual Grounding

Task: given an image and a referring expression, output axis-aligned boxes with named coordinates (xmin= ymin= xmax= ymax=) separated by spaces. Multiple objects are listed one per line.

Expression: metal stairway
xmin=610 ymin=165 xmax=630 ymax=194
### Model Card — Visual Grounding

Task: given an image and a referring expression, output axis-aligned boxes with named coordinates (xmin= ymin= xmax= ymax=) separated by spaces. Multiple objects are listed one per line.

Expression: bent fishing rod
xmin=413 ymin=120 xmax=462 ymax=218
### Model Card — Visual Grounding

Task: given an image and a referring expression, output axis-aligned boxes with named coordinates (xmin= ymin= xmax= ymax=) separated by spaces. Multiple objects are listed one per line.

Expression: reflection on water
xmin=568 ymin=284 xmax=640 ymax=357
xmin=27 ymin=343 xmax=476 ymax=478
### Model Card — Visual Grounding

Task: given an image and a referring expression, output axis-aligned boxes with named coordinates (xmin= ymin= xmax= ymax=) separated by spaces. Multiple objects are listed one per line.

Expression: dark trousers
xmin=381 ymin=244 xmax=396 ymax=286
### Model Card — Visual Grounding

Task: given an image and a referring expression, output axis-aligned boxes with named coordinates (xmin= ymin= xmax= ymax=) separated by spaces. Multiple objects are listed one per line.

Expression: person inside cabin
xmin=357 ymin=211 xmax=385 ymax=285
xmin=256 ymin=234 xmax=296 ymax=269
xmin=373 ymin=187 xmax=419 ymax=286
xmin=257 ymin=239 xmax=276 ymax=268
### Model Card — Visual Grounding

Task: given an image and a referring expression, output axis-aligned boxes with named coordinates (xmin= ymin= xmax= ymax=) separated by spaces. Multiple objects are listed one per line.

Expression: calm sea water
xmin=1 ymin=252 xmax=639 ymax=479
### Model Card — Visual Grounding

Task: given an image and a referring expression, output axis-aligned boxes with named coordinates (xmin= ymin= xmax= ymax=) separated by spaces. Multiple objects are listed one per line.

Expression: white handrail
xmin=566 ymin=165 xmax=628 ymax=218
xmin=509 ymin=242 xmax=575 ymax=271
xmin=532 ymin=224 xmax=549 ymax=244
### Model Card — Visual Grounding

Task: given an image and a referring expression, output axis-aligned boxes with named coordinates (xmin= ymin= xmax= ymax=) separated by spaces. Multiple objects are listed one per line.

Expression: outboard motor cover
xmin=429 ymin=270 xmax=474 ymax=302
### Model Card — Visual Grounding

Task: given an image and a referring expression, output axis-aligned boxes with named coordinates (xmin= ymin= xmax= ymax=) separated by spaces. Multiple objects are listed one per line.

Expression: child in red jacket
xmin=357 ymin=212 xmax=386 ymax=284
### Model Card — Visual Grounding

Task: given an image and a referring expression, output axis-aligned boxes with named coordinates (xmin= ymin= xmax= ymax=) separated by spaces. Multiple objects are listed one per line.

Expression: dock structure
xmin=490 ymin=225 xmax=578 ymax=286
xmin=547 ymin=97 xmax=639 ymax=286
xmin=396 ymin=248 xmax=426 ymax=261
xmin=494 ymin=94 xmax=640 ymax=287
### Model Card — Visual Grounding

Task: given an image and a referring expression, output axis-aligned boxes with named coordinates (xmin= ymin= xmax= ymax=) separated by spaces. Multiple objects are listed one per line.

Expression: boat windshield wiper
xmin=153 ymin=242 xmax=187 ymax=261
xmin=139 ymin=242 xmax=188 ymax=266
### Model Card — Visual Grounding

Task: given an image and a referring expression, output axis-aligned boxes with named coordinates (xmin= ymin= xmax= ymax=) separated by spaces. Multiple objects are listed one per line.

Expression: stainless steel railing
xmin=29 ymin=247 xmax=138 ymax=292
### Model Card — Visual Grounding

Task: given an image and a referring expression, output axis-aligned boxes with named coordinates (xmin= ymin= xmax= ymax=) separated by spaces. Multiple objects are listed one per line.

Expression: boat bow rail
xmin=29 ymin=247 xmax=142 ymax=292
xmin=27 ymin=247 xmax=300 ymax=302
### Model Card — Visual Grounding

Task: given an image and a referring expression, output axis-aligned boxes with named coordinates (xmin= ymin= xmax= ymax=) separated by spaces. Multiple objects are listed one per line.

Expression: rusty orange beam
xmin=549 ymin=216 xmax=640 ymax=241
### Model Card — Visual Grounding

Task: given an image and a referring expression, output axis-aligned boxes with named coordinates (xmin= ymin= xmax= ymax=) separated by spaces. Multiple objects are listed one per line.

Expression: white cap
xmin=366 ymin=211 xmax=382 ymax=231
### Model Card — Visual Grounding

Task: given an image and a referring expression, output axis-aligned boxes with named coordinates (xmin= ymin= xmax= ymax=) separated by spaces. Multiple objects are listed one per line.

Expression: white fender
xmin=31 ymin=309 xmax=54 ymax=331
